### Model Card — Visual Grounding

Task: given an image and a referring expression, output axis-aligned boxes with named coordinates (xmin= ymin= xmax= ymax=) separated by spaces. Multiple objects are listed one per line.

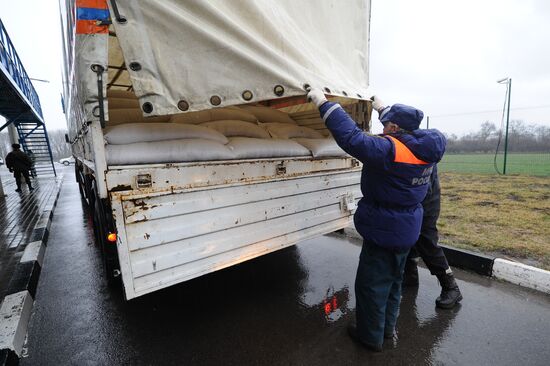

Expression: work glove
xmin=307 ymin=88 xmax=328 ymax=108
xmin=9 ymin=168 xmax=13 ymax=173
xmin=370 ymin=95 xmax=386 ymax=112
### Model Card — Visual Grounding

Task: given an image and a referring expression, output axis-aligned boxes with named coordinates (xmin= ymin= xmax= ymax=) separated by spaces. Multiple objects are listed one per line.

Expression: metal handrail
xmin=0 ymin=18 xmax=43 ymax=118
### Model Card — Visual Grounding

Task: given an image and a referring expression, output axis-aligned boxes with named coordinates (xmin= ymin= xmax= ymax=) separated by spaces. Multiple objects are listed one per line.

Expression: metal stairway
xmin=15 ymin=121 xmax=56 ymax=177
xmin=0 ymin=18 xmax=56 ymax=177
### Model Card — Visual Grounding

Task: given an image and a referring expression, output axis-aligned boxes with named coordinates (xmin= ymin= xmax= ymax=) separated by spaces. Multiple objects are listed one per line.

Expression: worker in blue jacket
xmin=307 ymin=89 xmax=446 ymax=352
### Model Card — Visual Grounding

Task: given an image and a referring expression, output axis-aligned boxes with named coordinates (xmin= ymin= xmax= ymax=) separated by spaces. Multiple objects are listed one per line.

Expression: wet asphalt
xmin=22 ymin=167 xmax=550 ymax=366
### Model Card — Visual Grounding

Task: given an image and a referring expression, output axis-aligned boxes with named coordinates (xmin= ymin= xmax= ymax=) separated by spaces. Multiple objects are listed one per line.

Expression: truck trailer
xmin=60 ymin=0 xmax=372 ymax=300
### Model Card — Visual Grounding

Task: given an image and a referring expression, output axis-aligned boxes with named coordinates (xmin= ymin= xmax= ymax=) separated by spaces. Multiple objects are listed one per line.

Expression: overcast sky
xmin=1 ymin=0 xmax=549 ymax=136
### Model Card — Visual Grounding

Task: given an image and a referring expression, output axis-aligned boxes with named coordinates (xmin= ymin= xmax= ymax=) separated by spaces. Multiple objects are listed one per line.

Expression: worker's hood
xmin=392 ymin=129 xmax=446 ymax=163
xmin=380 ymin=104 xmax=423 ymax=131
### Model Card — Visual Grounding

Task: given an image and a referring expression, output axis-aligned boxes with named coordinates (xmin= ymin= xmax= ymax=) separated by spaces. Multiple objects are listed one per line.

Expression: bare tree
xmin=46 ymin=129 xmax=72 ymax=160
xmin=445 ymin=120 xmax=550 ymax=153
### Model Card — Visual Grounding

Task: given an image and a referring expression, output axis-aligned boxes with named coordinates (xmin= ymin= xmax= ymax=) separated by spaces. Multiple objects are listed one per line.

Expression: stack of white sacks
xmin=104 ymin=90 xmax=347 ymax=165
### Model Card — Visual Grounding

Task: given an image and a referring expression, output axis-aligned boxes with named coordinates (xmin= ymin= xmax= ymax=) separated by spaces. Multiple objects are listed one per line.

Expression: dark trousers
xmin=408 ymin=173 xmax=450 ymax=276
xmin=355 ymin=240 xmax=409 ymax=346
xmin=14 ymin=169 xmax=31 ymax=189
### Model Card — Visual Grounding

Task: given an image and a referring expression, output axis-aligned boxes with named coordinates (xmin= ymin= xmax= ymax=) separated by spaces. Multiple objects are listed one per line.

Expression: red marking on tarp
xmin=76 ymin=0 xmax=108 ymax=9
xmin=76 ymin=19 xmax=108 ymax=34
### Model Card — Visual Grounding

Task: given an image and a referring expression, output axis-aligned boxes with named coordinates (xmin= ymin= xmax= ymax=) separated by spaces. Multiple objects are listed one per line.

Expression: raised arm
xmin=308 ymin=89 xmax=392 ymax=168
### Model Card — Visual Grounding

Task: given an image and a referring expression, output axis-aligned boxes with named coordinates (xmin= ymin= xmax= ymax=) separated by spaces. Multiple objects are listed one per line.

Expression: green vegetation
xmin=439 ymin=172 xmax=550 ymax=270
xmin=439 ymin=153 xmax=550 ymax=176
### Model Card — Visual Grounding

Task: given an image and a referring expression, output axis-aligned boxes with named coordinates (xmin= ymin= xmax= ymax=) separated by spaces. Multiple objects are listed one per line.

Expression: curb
xmin=341 ymin=226 xmax=550 ymax=295
xmin=492 ymin=259 xmax=550 ymax=294
xmin=439 ymin=244 xmax=494 ymax=276
xmin=0 ymin=178 xmax=63 ymax=365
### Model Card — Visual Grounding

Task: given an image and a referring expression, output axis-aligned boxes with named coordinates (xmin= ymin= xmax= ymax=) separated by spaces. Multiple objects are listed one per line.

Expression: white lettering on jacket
xmin=411 ymin=166 xmax=433 ymax=185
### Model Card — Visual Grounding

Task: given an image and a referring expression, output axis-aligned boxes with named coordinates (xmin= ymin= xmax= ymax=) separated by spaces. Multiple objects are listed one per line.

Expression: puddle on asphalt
xmin=295 ymin=235 xmax=359 ymax=322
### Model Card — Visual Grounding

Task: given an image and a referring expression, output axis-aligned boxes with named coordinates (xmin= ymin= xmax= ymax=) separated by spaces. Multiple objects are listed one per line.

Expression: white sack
xmin=201 ymin=120 xmax=271 ymax=139
xmin=109 ymin=0 xmax=370 ymax=116
xmin=227 ymin=137 xmax=310 ymax=159
xmin=104 ymin=123 xmax=229 ymax=145
xmin=170 ymin=107 xmax=257 ymax=125
xmin=293 ymin=138 xmax=348 ymax=158
xmin=106 ymin=139 xmax=235 ymax=165
xmin=240 ymin=105 xmax=297 ymax=124
xmin=262 ymin=123 xmax=324 ymax=139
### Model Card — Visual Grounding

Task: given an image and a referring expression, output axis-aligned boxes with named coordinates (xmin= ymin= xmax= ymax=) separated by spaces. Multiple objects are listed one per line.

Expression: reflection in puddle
xmin=320 ymin=287 xmax=350 ymax=322
xmin=295 ymin=236 xmax=360 ymax=323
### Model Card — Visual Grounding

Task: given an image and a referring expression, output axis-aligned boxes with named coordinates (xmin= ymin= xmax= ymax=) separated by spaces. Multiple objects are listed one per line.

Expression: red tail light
xmin=107 ymin=232 xmax=117 ymax=243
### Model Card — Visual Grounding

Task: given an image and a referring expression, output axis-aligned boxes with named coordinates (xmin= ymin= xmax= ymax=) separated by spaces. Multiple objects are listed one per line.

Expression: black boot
xmin=15 ymin=185 xmax=22 ymax=193
xmin=402 ymin=258 xmax=419 ymax=287
xmin=436 ymin=273 xmax=463 ymax=309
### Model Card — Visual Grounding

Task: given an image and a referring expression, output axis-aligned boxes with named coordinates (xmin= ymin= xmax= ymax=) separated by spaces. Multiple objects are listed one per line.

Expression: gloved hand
xmin=370 ymin=95 xmax=386 ymax=112
xmin=8 ymin=168 xmax=13 ymax=173
xmin=307 ymin=88 xmax=328 ymax=108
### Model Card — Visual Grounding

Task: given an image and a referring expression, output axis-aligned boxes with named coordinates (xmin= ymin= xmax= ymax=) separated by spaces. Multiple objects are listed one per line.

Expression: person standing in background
xmin=5 ymin=143 xmax=34 ymax=193
xmin=403 ymin=166 xmax=463 ymax=309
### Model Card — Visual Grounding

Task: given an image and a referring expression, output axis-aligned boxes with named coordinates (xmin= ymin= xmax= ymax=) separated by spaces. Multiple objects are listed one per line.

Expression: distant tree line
xmin=1 ymin=129 xmax=72 ymax=161
xmin=444 ymin=121 xmax=550 ymax=153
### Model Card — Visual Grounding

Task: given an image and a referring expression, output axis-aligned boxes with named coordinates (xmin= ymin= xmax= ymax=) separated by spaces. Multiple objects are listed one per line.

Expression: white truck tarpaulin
xmin=109 ymin=0 xmax=371 ymax=116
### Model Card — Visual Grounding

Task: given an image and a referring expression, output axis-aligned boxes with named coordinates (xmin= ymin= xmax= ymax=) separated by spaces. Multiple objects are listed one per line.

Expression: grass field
xmin=439 ymin=153 xmax=550 ymax=176
xmin=439 ymin=172 xmax=550 ymax=270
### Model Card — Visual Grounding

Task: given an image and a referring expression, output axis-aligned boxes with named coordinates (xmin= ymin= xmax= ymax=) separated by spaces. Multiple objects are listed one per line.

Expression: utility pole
xmin=497 ymin=77 xmax=512 ymax=175
xmin=426 ymin=116 xmax=430 ymax=129
xmin=503 ymin=79 xmax=512 ymax=175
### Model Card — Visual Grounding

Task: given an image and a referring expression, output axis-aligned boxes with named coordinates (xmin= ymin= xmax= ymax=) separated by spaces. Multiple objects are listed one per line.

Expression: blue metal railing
xmin=0 ymin=18 xmax=43 ymax=118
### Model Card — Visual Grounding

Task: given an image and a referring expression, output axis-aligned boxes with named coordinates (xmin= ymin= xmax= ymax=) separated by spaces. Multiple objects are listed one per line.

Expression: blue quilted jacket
xmin=319 ymin=102 xmax=446 ymax=250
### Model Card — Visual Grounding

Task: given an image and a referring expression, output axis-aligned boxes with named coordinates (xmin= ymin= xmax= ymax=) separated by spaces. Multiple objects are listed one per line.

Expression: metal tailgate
xmin=111 ymin=170 xmax=361 ymax=299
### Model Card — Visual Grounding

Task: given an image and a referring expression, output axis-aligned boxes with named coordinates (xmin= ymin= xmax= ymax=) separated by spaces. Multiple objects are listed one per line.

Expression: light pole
xmin=497 ymin=77 xmax=512 ymax=175
xmin=29 ymin=78 xmax=50 ymax=83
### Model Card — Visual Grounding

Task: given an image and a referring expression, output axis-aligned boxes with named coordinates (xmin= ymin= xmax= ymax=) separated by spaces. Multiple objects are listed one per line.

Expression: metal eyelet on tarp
xmin=342 ymin=91 xmax=348 ymax=96
xmin=273 ymin=85 xmax=285 ymax=96
xmin=129 ymin=62 xmax=141 ymax=71
xmin=303 ymin=83 xmax=311 ymax=91
xmin=142 ymin=102 xmax=153 ymax=113
xmin=210 ymin=95 xmax=222 ymax=106
xmin=242 ymin=90 xmax=253 ymax=101
xmin=177 ymin=100 xmax=189 ymax=111
xmin=324 ymin=87 xmax=331 ymax=93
